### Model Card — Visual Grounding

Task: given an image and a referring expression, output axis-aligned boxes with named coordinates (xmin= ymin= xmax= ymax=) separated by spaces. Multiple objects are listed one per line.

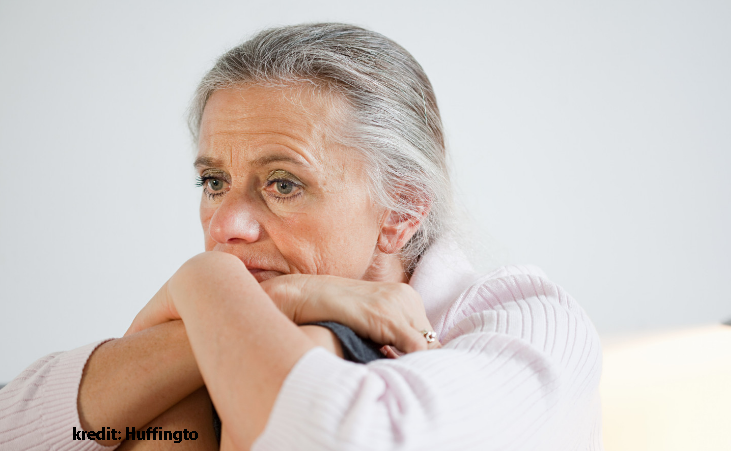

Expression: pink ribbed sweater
xmin=0 ymin=240 xmax=603 ymax=450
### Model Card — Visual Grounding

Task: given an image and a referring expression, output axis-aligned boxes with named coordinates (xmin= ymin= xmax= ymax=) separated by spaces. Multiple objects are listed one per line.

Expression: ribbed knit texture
xmin=252 ymin=240 xmax=604 ymax=450
xmin=0 ymin=340 xmax=115 ymax=451
xmin=0 ymin=240 xmax=603 ymax=450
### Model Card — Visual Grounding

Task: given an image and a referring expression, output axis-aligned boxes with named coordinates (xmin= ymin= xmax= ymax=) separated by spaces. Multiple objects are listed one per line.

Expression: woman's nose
xmin=207 ymin=197 xmax=261 ymax=244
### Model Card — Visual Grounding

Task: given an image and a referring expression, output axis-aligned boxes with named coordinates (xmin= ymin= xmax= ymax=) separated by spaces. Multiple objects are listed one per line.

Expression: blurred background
xmin=1 ymin=1 xmax=729 ymax=448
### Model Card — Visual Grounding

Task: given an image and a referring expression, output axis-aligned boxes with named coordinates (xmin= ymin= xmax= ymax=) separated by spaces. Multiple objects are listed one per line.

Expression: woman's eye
xmin=275 ymin=181 xmax=294 ymax=194
xmin=264 ymin=176 xmax=302 ymax=202
xmin=208 ymin=179 xmax=225 ymax=191
xmin=195 ymin=175 xmax=229 ymax=199
xmin=264 ymin=169 xmax=302 ymax=200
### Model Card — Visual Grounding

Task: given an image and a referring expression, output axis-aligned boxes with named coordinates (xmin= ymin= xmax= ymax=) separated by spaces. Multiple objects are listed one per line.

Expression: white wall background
xmin=1 ymin=0 xmax=729 ymax=383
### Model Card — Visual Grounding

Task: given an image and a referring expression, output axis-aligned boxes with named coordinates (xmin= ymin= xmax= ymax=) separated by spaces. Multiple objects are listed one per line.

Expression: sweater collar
xmin=409 ymin=238 xmax=480 ymax=334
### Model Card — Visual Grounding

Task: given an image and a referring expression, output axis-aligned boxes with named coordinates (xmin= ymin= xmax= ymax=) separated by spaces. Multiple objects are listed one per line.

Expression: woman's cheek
xmin=199 ymin=204 xmax=216 ymax=249
xmin=262 ymin=192 xmax=311 ymax=215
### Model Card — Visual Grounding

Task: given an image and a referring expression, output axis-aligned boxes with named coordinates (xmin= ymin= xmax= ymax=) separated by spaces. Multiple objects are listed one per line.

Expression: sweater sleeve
xmin=0 ymin=339 xmax=118 ymax=451
xmin=252 ymin=270 xmax=604 ymax=451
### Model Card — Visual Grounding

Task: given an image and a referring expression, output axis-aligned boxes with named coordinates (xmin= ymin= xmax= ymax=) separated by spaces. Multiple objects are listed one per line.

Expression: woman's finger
xmin=380 ymin=345 xmax=400 ymax=359
xmin=392 ymin=326 xmax=429 ymax=354
xmin=401 ymin=327 xmax=444 ymax=354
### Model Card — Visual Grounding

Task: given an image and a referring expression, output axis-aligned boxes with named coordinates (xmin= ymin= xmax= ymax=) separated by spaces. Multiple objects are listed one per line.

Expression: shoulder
xmin=438 ymin=264 xmax=601 ymax=364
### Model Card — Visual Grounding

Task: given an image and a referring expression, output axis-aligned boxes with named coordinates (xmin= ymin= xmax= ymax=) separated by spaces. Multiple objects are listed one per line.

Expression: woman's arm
xmin=80 ymin=315 xmax=343 ymax=448
xmin=78 ymin=320 xmax=202 ymax=446
xmin=121 ymin=251 xmax=441 ymax=448
xmin=116 ymin=386 xmax=218 ymax=451
xmin=252 ymin=270 xmax=603 ymax=451
xmin=0 ymin=318 xmax=213 ymax=451
xmin=176 ymin=260 xmax=602 ymax=450
xmin=79 ymin=321 xmax=342 ymax=448
xmin=260 ymin=274 xmax=442 ymax=355
xmin=0 ymin=258 xmax=346 ymax=450
xmin=0 ymin=321 xmax=205 ymax=449
xmin=163 ymin=251 xmax=320 ymax=450
xmin=129 ymin=252 xmax=600 ymax=450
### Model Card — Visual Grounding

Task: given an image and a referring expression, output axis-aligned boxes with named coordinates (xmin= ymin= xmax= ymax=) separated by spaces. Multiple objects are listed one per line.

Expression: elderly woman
xmin=0 ymin=24 xmax=603 ymax=450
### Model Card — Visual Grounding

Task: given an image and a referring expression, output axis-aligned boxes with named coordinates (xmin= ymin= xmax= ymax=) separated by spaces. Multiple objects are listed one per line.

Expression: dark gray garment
xmin=304 ymin=321 xmax=387 ymax=364
xmin=211 ymin=322 xmax=386 ymax=441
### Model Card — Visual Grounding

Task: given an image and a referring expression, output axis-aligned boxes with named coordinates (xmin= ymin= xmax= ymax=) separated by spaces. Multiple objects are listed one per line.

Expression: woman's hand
xmin=125 ymin=251 xmax=253 ymax=337
xmin=124 ymin=252 xmax=345 ymax=357
xmin=125 ymin=252 xmax=438 ymax=355
xmin=125 ymin=280 xmax=179 ymax=337
xmin=261 ymin=274 xmax=441 ymax=354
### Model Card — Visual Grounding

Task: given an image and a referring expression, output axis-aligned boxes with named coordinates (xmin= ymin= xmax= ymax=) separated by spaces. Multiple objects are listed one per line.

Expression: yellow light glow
xmin=601 ymin=324 xmax=731 ymax=451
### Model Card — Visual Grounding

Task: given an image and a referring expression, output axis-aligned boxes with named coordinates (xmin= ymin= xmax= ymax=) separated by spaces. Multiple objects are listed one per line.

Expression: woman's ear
xmin=377 ymin=204 xmax=430 ymax=254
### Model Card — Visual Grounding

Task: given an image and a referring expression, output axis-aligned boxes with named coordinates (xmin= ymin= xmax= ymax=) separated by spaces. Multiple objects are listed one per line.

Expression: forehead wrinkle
xmin=206 ymin=121 xmax=326 ymax=170
xmin=199 ymin=84 xmax=354 ymax=176
xmin=244 ymin=83 xmax=346 ymax=166
xmin=199 ymin=129 xmax=318 ymax=170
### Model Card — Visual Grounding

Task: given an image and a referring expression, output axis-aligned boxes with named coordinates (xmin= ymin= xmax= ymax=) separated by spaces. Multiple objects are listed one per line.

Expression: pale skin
xmin=77 ymin=84 xmax=439 ymax=449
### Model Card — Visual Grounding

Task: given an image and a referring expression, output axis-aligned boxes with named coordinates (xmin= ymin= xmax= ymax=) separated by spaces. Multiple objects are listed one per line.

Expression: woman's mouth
xmin=247 ymin=268 xmax=282 ymax=282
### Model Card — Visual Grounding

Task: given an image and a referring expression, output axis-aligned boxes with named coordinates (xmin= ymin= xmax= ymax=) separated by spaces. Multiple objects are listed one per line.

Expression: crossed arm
xmin=7 ymin=254 xmax=602 ymax=450
xmin=79 ymin=251 xmax=436 ymax=449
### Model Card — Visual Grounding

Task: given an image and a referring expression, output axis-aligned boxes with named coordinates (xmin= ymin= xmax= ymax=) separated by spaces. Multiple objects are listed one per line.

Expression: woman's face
xmin=196 ymin=84 xmax=387 ymax=282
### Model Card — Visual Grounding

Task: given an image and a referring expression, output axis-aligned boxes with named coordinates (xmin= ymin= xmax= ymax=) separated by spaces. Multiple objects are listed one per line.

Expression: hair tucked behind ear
xmin=189 ymin=23 xmax=454 ymax=273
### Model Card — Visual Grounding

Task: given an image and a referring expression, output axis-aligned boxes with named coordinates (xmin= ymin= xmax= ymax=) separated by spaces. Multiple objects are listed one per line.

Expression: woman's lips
xmin=247 ymin=268 xmax=282 ymax=282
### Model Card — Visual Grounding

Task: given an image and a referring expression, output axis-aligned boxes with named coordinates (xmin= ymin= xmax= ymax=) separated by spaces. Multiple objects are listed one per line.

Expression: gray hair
xmin=189 ymin=23 xmax=453 ymax=272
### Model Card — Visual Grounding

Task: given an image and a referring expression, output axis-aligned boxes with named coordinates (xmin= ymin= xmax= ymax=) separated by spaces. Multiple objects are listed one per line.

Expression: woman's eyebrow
xmin=194 ymin=154 xmax=312 ymax=170
xmin=193 ymin=156 xmax=224 ymax=169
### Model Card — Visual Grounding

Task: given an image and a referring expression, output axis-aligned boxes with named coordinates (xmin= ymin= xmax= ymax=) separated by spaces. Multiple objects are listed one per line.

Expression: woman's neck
xmin=362 ymin=250 xmax=409 ymax=283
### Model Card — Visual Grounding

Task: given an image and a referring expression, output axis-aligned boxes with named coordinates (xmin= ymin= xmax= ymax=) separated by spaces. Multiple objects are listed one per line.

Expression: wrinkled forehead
xmin=196 ymin=83 xmax=363 ymax=179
